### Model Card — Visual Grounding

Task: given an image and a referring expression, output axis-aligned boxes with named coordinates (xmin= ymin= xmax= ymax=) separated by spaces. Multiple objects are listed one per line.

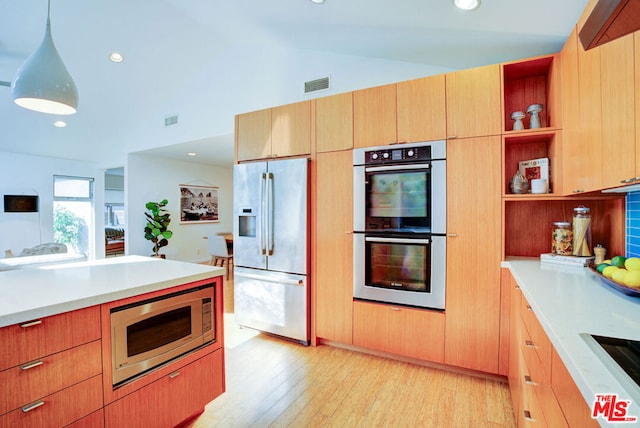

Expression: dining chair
xmin=208 ymin=234 xmax=233 ymax=279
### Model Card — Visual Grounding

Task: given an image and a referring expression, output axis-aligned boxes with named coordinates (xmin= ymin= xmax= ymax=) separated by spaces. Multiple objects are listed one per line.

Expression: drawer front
xmin=353 ymin=301 xmax=445 ymax=362
xmin=0 ymin=306 xmax=101 ymax=371
xmin=0 ymin=340 xmax=102 ymax=415
xmin=519 ymin=354 xmax=547 ymax=426
xmin=105 ymin=350 xmax=224 ymax=428
xmin=0 ymin=375 xmax=103 ymax=428
xmin=66 ymin=409 xmax=104 ymax=428
xmin=520 ymin=297 xmax=552 ymax=377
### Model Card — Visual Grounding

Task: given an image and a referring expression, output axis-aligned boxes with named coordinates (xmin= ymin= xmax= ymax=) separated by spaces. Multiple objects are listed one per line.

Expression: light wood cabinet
xmin=314 ymin=150 xmax=354 ymax=344
xmin=600 ymin=33 xmax=635 ymax=189
xmin=444 ymin=135 xmax=502 ymax=373
xmin=353 ymin=84 xmax=397 ymax=148
xmin=271 ymin=101 xmax=312 ymax=157
xmin=396 ymin=74 xmax=447 ymax=142
xmin=236 ymin=107 xmax=272 ymax=161
xmin=353 ymin=75 xmax=447 ymax=148
xmin=445 ymin=64 xmax=501 ymax=139
xmin=507 ymin=271 xmax=598 ymax=427
xmin=236 ymin=101 xmax=311 ymax=161
xmin=104 ymin=350 xmax=223 ymax=428
xmin=352 ymin=300 xmax=445 ymax=362
xmin=316 ymin=93 xmax=353 ymax=153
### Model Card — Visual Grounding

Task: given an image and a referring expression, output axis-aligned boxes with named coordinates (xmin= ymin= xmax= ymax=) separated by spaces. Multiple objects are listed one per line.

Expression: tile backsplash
xmin=626 ymin=191 xmax=640 ymax=258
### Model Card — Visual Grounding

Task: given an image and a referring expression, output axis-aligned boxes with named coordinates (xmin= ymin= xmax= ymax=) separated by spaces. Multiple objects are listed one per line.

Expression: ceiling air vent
xmin=304 ymin=77 xmax=330 ymax=94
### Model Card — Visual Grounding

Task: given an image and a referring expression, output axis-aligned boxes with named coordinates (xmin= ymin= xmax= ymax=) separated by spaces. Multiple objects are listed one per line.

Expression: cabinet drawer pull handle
xmin=523 ymin=410 xmax=535 ymax=422
xmin=391 ymin=307 xmax=401 ymax=311
xmin=447 ymin=135 xmax=457 ymax=139
xmin=22 ymin=400 xmax=45 ymax=413
xmin=446 ymin=233 xmax=457 ymax=237
xmin=621 ymin=177 xmax=635 ymax=184
xmin=525 ymin=340 xmax=536 ymax=348
xmin=20 ymin=360 xmax=43 ymax=371
xmin=168 ymin=371 xmax=181 ymax=379
xmin=524 ymin=375 xmax=537 ymax=386
xmin=19 ymin=320 xmax=42 ymax=328
xmin=526 ymin=305 xmax=532 ymax=311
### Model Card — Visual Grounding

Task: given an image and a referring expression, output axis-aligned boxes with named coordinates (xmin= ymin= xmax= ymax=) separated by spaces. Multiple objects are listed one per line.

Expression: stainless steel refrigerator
xmin=233 ymin=157 xmax=309 ymax=344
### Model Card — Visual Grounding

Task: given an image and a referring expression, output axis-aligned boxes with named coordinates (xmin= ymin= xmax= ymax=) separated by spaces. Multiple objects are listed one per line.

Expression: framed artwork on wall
xmin=179 ymin=184 xmax=219 ymax=223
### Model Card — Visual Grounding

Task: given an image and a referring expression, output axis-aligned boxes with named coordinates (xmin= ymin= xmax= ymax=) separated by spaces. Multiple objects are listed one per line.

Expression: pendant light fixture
xmin=12 ymin=0 xmax=78 ymax=115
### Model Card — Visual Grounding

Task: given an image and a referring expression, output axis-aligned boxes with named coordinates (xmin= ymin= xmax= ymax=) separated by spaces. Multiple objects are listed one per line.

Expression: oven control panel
xmin=364 ymin=145 xmax=431 ymax=165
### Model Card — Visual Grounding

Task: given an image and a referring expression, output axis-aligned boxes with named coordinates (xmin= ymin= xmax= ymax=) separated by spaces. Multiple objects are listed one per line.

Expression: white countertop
xmin=503 ymin=258 xmax=640 ymax=426
xmin=0 ymin=255 xmax=224 ymax=328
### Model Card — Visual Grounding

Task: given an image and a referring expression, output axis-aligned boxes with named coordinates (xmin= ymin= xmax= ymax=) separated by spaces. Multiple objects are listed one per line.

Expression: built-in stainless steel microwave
xmin=110 ymin=284 xmax=215 ymax=386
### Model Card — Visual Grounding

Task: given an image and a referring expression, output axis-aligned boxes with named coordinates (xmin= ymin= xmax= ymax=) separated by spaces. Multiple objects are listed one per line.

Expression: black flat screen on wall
xmin=4 ymin=195 xmax=39 ymax=213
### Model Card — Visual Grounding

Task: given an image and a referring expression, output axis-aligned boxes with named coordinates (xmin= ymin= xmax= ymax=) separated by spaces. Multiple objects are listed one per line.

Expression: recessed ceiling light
xmin=454 ymin=0 xmax=480 ymax=10
xmin=53 ymin=120 xmax=66 ymax=128
xmin=109 ymin=52 xmax=124 ymax=63
xmin=310 ymin=0 xmax=325 ymax=4
xmin=188 ymin=152 xmax=197 ymax=156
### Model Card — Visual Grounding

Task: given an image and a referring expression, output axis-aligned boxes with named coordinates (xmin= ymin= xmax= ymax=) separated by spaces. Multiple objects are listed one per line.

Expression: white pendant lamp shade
xmin=12 ymin=5 xmax=78 ymax=115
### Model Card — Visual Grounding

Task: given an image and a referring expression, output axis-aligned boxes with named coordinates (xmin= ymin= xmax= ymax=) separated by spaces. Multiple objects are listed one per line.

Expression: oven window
xmin=366 ymin=170 xmax=430 ymax=231
xmin=127 ymin=307 xmax=192 ymax=357
xmin=366 ymin=240 xmax=430 ymax=292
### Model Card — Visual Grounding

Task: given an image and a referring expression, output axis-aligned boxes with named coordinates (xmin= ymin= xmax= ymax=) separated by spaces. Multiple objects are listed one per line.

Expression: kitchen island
xmin=504 ymin=258 xmax=640 ymax=426
xmin=0 ymin=256 xmax=225 ymax=427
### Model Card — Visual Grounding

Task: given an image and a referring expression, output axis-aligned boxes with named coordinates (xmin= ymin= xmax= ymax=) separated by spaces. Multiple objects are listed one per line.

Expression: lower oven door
xmin=353 ymin=234 xmax=445 ymax=310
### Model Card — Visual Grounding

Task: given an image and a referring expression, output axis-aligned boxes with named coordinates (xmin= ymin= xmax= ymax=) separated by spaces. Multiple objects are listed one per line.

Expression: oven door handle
xmin=364 ymin=236 xmax=430 ymax=245
xmin=365 ymin=163 xmax=431 ymax=172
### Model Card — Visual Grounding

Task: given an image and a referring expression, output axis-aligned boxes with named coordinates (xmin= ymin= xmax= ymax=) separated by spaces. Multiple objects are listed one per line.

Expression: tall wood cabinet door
xmin=445 ymin=64 xmax=501 ymax=139
xmin=576 ymin=31 xmax=603 ymax=193
xmin=397 ymin=74 xmax=447 ymax=143
xmin=445 ymin=136 xmax=502 ymax=374
xmin=316 ymin=93 xmax=353 ymax=153
xmin=507 ymin=272 xmax=522 ymax=418
xmin=561 ymin=29 xmax=587 ymax=195
xmin=600 ymin=33 xmax=635 ymax=188
xmin=314 ymin=150 xmax=353 ymax=344
xmin=236 ymin=108 xmax=272 ymax=162
xmin=353 ymin=84 xmax=397 ymax=148
xmin=272 ymin=101 xmax=311 ymax=158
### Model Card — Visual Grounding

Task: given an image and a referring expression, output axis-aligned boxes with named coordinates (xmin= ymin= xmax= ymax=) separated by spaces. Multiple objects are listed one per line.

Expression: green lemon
xmin=624 ymin=257 xmax=640 ymax=271
xmin=611 ymin=255 xmax=627 ymax=268
xmin=596 ymin=263 xmax=611 ymax=273
xmin=611 ymin=268 xmax=629 ymax=284
xmin=602 ymin=265 xmax=620 ymax=278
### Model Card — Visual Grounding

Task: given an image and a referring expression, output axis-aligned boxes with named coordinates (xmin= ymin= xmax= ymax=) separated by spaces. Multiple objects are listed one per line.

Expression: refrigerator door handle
xmin=235 ymin=271 xmax=304 ymax=286
xmin=267 ymin=171 xmax=275 ymax=256
xmin=259 ymin=172 xmax=267 ymax=255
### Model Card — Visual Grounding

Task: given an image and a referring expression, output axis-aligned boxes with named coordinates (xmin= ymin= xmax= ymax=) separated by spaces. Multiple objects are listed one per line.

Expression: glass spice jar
xmin=552 ymin=221 xmax=573 ymax=255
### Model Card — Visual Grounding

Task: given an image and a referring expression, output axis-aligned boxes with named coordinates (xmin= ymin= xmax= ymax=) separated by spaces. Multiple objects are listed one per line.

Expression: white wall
xmin=0 ymin=151 xmax=105 ymax=258
xmin=126 ymin=154 xmax=233 ymax=263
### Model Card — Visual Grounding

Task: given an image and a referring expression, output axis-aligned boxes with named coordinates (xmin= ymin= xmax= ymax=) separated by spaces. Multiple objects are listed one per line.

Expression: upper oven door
xmin=354 ymin=161 xmax=445 ymax=234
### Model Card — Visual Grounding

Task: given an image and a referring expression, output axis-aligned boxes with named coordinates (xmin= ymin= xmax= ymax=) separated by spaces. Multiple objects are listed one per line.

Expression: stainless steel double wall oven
xmin=353 ymin=140 xmax=446 ymax=310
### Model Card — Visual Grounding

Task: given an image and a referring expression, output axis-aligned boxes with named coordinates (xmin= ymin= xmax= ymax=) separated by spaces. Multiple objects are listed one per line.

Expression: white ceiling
xmin=0 ymin=0 xmax=589 ymax=168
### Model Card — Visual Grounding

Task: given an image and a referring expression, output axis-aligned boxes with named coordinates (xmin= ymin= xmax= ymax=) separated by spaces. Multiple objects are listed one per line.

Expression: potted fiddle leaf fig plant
xmin=144 ymin=199 xmax=173 ymax=257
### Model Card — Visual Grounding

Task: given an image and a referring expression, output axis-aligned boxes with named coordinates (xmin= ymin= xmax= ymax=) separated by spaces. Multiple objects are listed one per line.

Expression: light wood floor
xmin=188 ymin=276 xmax=516 ymax=427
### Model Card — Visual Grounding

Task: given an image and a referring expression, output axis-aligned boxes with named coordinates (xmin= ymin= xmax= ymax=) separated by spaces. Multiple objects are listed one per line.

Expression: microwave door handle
xmin=259 ymin=172 xmax=267 ymax=255
xmin=365 ymin=236 xmax=431 ymax=245
xmin=365 ymin=163 xmax=431 ymax=173
xmin=267 ymin=172 xmax=275 ymax=256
